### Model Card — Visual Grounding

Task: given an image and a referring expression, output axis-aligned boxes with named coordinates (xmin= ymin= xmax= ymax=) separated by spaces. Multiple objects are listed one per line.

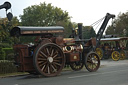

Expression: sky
xmin=0 ymin=0 xmax=128 ymax=28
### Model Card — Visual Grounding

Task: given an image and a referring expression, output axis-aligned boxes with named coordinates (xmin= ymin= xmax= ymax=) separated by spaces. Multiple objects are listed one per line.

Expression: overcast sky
xmin=0 ymin=0 xmax=128 ymax=27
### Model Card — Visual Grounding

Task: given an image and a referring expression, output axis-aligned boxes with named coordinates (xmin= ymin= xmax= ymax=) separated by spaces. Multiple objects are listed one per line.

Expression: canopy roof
xmin=100 ymin=37 xmax=128 ymax=41
xmin=10 ymin=26 xmax=64 ymax=36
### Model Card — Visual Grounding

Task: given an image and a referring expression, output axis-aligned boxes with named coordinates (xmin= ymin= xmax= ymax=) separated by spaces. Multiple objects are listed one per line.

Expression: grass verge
xmin=0 ymin=72 xmax=29 ymax=78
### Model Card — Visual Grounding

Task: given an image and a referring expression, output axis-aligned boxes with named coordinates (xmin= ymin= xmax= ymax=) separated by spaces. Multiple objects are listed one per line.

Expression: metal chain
xmin=90 ymin=16 xmax=105 ymax=31
xmin=90 ymin=16 xmax=105 ymax=27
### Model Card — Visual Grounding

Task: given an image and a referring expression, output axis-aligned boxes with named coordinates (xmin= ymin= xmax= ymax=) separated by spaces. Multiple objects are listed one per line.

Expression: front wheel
xmin=85 ymin=52 xmax=100 ymax=72
xmin=111 ymin=51 xmax=120 ymax=61
xmin=70 ymin=61 xmax=84 ymax=71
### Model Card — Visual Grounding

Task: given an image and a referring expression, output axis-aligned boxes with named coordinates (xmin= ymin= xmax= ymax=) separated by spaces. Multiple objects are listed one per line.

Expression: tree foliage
xmin=0 ymin=17 xmax=20 ymax=47
xmin=0 ymin=47 xmax=5 ymax=60
xmin=106 ymin=12 xmax=128 ymax=37
xmin=82 ymin=26 xmax=96 ymax=39
xmin=20 ymin=2 xmax=71 ymax=26
xmin=19 ymin=2 xmax=73 ymax=43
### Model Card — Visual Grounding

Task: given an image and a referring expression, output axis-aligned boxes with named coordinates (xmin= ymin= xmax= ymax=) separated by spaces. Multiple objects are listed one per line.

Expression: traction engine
xmin=10 ymin=13 xmax=115 ymax=77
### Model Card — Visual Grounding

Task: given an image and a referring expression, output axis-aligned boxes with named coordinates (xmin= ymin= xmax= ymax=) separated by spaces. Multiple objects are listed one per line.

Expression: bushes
xmin=0 ymin=48 xmax=17 ymax=74
xmin=0 ymin=60 xmax=17 ymax=74
xmin=0 ymin=47 xmax=5 ymax=60
xmin=0 ymin=43 xmax=12 ymax=48
xmin=2 ymin=48 xmax=14 ymax=60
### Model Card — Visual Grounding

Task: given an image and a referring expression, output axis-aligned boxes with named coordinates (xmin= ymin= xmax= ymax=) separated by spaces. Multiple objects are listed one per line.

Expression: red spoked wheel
xmin=33 ymin=43 xmax=65 ymax=77
xmin=85 ymin=52 xmax=100 ymax=72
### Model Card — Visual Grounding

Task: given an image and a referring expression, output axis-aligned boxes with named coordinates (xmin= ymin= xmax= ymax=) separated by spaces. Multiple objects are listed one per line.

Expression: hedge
xmin=2 ymin=48 xmax=14 ymax=60
xmin=0 ymin=43 xmax=11 ymax=48
xmin=0 ymin=47 xmax=5 ymax=60
xmin=0 ymin=60 xmax=17 ymax=74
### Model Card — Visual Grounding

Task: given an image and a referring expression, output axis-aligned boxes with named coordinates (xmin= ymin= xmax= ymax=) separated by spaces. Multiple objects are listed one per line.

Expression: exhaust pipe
xmin=78 ymin=23 xmax=83 ymax=39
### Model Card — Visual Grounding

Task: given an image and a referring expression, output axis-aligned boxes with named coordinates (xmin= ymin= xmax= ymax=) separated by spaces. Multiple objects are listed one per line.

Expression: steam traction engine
xmin=10 ymin=13 xmax=115 ymax=77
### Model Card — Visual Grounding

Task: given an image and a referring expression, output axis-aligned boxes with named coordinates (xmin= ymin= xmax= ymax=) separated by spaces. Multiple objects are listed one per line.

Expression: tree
xmin=0 ymin=47 xmax=5 ymax=60
xmin=19 ymin=2 xmax=73 ymax=43
xmin=106 ymin=12 xmax=128 ymax=37
xmin=20 ymin=2 xmax=71 ymax=26
xmin=82 ymin=26 xmax=96 ymax=39
xmin=0 ymin=17 xmax=20 ymax=46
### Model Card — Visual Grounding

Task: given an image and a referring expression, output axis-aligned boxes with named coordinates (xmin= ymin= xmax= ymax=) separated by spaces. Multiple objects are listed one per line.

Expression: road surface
xmin=0 ymin=59 xmax=128 ymax=85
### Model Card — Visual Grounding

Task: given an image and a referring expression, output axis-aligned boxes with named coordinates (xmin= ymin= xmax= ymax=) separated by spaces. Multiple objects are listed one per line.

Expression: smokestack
xmin=78 ymin=23 xmax=83 ymax=39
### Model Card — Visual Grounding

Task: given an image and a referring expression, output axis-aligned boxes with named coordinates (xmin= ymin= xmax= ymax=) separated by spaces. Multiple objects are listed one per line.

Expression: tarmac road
xmin=0 ymin=59 xmax=128 ymax=85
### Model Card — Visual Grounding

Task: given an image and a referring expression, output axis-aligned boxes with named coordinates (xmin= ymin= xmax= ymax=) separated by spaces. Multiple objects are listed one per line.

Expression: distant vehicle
xmin=96 ymin=37 xmax=128 ymax=61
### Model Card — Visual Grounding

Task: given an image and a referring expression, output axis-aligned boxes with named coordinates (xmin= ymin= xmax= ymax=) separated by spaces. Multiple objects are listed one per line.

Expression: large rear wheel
xmin=33 ymin=43 xmax=65 ymax=77
xmin=85 ymin=52 xmax=100 ymax=72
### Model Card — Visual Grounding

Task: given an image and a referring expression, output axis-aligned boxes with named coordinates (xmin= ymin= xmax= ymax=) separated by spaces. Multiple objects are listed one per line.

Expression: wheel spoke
xmin=41 ymin=65 xmax=46 ymax=71
xmin=92 ymin=63 xmax=95 ymax=70
xmin=93 ymin=63 xmax=97 ymax=68
xmin=40 ymin=51 xmax=47 ymax=58
xmin=52 ymin=62 xmax=58 ymax=69
xmin=38 ymin=58 xmax=47 ymax=61
xmin=53 ymin=53 xmax=58 ymax=58
xmin=50 ymin=49 xmax=54 ymax=56
xmin=91 ymin=64 xmax=93 ymax=69
xmin=53 ymin=62 xmax=61 ymax=66
xmin=53 ymin=50 xmax=58 ymax=55
xmin=43 ymin=63 xmax=48 ymax=73
xmin=38 ymin=61 xmax=43 ymax=64
xmin=54 ymin=56 xmax=62 ymax=59
xmin=53 ymin=59 xmax=60 ymax=62
xmin=87 ymin=60 xmax=92 ymax=63
xmin=48 ymin=65 xmax=50 ymax=74
xmin=46 ymin=48 xmax=50 ymax=55
xmin=51 ymin=64 xmax=57 ymax=72
xmin=39 ymin=61 xmax=47 ymax=67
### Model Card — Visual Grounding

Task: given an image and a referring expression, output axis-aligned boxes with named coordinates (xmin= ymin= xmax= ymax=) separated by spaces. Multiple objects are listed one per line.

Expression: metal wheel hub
xmin=92 ymin=57 xmax=98 ymax=63
xmin=48 ymin=57 xmax=53 ymax=63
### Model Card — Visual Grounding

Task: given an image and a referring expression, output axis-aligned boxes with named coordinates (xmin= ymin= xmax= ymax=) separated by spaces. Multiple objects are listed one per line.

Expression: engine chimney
xmin=78 ymin=23 xmax=83 ymax=39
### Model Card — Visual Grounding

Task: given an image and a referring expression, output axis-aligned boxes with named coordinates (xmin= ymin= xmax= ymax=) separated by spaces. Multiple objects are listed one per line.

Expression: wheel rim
xmin=85 ymin=52 xmax=100 ymax=72
xmin=34 ymin=43 xmax=65 ymax=77
xmin=120 ymin=50 xmax=126 ymax=60
xmin=96 ymin=48 xmax=103 ymax=60
xmin=70 ymin=61 xmax=83 ymax=71
xmin=111 ymin=51 xmax=120 ymax=61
